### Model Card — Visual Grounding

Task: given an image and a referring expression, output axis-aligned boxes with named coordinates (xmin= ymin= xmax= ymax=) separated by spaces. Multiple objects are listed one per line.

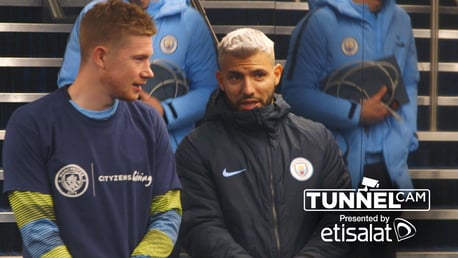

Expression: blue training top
xmin=281 ymin=0 xmax=419 ymax=188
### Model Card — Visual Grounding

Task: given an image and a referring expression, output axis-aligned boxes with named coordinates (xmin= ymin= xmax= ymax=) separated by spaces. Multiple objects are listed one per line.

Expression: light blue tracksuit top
xmin=281 ymin=0 xmax=419 ymax=189
xmin=58 ymin=0 xmax=218 ymax=151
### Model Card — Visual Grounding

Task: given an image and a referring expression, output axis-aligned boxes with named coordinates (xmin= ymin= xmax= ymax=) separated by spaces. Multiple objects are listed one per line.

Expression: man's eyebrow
xmin=227 ymin=70 xmax=243 ymax=75
xmin=132 ymin=54 xmax=151 ymax=59
xmin=251 ymin=68 xmax=268 ymax=74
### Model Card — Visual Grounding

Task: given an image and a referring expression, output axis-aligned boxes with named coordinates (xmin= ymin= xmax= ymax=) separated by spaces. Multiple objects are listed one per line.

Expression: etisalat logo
xmin=304 ymin=177 xmax=430 ymax=243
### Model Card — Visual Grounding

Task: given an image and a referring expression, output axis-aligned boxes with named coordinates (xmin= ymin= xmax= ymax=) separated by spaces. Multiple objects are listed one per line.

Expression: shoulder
xmin=294 ymin=6 xmax=337 ymax=37
xmin=181 ymin=5 xmax=206 ymax=24
xmin=288 ymin=111 xmax=323 ymax=128
xmin=6 ymin=90 xmax=66 ymax=135
xmin=286 ymin=113 xmax=333 ymax=141
xmin=392 ymin=4 xmax=412 ymax=23
xmin=122 ymin=101 xmax=162 ymax=122
xmin=157 ymin=1 xmax=205 ymax=29
xmin=161 ymin=0 xmax=194 ymax=16
xmin=178 ymin=121 xmax=223 ymax=153
xmin=187 ymin=120 xmax=222 ymax=142
xmin=11 ymin=90 xmax=62 ymax=118
xmin=309 ymin=6 xmax=338 ymax=24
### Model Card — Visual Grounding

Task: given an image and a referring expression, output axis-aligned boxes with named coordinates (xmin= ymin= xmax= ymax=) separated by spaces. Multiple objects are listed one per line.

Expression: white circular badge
xmin=290 ymin=157 xmax=314 ymax=181
xmin=341 ymin=37 xmax=359 ymax=56
xmin=160 ymin=35 xmax=178 ymax=54
xmin=55 ymin=164 xmax=89 ymax=198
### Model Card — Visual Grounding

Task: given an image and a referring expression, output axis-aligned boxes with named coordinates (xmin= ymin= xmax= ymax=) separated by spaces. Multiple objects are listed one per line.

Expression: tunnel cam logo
xmin=304 ymin=177 xmax=430 ymax=211
xmin=55 ymin=164 xmax=89 ymax=198
xmin=305 ymin=177 xmax=422 ymax=243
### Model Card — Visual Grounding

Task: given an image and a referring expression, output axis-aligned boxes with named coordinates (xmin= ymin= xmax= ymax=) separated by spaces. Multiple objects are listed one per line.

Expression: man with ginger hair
xmin=3 ymin=1 xmax=181 ymax=257
xmin=58 ymin=0 xmax=219 ymax=152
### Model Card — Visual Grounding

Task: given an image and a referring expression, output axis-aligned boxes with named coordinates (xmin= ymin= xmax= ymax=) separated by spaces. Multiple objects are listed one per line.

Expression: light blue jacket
xmin=281 ymin=0 xmax=419 ymax=188
xmin=58 ymin=0 xmax=218 ymax=151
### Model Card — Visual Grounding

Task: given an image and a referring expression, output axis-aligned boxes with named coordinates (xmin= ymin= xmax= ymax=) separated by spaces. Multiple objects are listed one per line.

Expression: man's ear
xmin=92 ymin=46 xmax=109 ymax=68
xmin=274 ymin=63 xmax=283 ymax=86
xmin=216 ymin=71 xmax=225 ymax=91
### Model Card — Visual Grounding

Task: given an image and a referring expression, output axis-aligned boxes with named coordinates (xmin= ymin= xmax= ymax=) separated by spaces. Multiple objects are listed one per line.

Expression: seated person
xmin=175 ymin=27 xmax=352 ymax=258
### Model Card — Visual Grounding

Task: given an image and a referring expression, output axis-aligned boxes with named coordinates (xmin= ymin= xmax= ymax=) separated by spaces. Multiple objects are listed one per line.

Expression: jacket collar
xmin=201 ymin=89 xmax=291 ymax=132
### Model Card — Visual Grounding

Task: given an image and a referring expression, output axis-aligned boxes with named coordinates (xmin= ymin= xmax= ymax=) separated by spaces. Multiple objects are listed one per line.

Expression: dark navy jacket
xmin=176 ymin=90 xmax=351 ymax=258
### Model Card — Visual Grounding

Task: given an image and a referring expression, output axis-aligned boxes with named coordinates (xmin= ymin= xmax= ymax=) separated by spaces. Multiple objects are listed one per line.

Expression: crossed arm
xmin=9 ymin=189 xmax=182 ymax=258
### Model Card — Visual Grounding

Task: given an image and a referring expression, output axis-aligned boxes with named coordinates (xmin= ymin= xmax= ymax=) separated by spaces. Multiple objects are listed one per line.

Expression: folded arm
xmin=131 ymin=189 xmax=182 ymax=258
xmin=8 ymin=191 xmax=72 ymax=258
xmin=295 ymin=128 xmax=352 ymax=257
xmin=176 ymin=139 xmax=253 ymax=258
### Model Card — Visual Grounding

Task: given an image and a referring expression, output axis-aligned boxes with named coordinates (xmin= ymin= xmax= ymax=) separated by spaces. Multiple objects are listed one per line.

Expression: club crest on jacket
xmin=160 ymin=35 xmax=178 ymax=54
xmin=290 ymin=157 xmax=313 ymax=181
xmin=341 ymin=37 xmax=358 ymax=56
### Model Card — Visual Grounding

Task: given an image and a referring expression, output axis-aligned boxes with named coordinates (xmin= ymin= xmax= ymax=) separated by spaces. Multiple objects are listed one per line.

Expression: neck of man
xmin=352 ymin=0 xmax=385 ymax=13
xmin=67 ymin=69 xmax=116 ymax=111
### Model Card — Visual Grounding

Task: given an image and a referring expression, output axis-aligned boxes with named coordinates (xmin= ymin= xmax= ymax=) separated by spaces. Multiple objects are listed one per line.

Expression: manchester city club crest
xmin=160 ymin=35 xmax=178 ymax=54
xmin=55 ymin=164 xmax=89 ymax=198
xmin=290 ymin=157 xmax=314 ymax=181
xmin=341 ymin=37 xmax=359 ymax=56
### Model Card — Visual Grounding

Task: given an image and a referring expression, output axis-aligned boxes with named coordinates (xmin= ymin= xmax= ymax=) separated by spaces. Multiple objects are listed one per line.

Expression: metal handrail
xmin=43 ymin=0 xmax=77 ymax=22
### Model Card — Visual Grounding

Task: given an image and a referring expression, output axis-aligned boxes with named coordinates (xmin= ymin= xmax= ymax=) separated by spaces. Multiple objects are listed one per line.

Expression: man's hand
xmin=138 ymin=90 xmax=164 ymax=116
xmin=360 ymin=86 xmax=390 ymax=125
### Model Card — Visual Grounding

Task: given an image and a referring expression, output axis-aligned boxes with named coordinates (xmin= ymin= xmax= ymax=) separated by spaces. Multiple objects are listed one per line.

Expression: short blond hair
xmin=217 ymin=28 xmax=275 ymax=68
xmin=80 ymin=0 xmax=156 ymax=61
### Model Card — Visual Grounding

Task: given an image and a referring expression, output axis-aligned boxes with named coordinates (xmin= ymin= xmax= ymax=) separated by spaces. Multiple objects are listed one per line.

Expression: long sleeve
xmin=161 ymin=8 xmax=218 ymax=131
xmin=398 ymin=21 xmax=419 ymax=152
xmin=176 ymin=138 xmax=253 ymax=258
xmin=294 ymin=128 xmax=352 ymax=258
xmin=8 ymin=191 xmax=72 ymax=258
xmin=281 ymin=11 xmax=362 ymax=130
xmin=131 ymin=190 xmax=182 ymax=258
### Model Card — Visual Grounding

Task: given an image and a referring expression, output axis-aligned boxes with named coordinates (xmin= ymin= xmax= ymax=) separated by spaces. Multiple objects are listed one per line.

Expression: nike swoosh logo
xmin=222 ymin=168 xmax=247 ymax=177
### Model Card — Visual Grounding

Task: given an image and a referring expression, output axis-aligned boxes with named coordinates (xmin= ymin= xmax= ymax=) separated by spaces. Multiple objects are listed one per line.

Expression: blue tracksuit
xmin=281 ymin=0 xmax=419 ymax=188
xmin=58 ymin=0 xmax=218 ymax=151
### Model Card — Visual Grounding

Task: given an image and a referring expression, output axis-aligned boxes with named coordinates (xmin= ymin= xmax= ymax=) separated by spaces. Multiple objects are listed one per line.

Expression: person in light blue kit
xmin=58 ymin=0 xmax=218 ymax=151
xmin=281 ymin=0 xmax=419 ymax=257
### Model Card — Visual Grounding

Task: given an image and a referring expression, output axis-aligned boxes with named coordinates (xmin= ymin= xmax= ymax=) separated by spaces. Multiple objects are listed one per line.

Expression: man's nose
xmin=142 ymin=65 xmax=154 ymax=79
xmin=242 ymin=79 xmax=255 ymax=95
